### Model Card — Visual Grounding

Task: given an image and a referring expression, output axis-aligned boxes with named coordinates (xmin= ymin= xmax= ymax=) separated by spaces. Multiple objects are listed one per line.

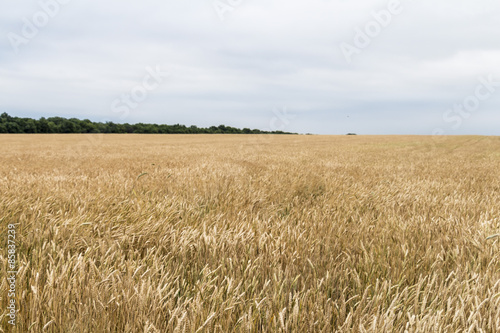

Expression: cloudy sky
xmin=1 ymin=0 xmax=500 ymax=134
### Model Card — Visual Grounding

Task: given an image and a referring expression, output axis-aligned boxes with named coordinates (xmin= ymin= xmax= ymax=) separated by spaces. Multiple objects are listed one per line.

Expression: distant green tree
xmin=6 ymin=122 xmax=21 ymax=133
xmin=123 ymin=123 xmax=134 ymax=134
xmin=0 ymin=112 xmax=12 ymax=123
xmin=0 ymin=113 xmax=297 ymax=135
xmin=47 ymin=121 xmax=58 ymax=133
xmin=144 ymin=124 xmax=158 ymax=133
xmin=60 ymin=119 xmax=76 ymax=133
xmin=80 ymin=119 xmax=97 ymax=133
xmin=37 ymin=117 xmax=49 ymax=133
xmin=24 ymin=119 xmax=37 ymax=133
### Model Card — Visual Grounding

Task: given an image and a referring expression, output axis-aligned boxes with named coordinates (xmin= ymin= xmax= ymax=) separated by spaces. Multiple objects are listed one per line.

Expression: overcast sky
xmin=1 ymin=0 xmax=500 ymax=134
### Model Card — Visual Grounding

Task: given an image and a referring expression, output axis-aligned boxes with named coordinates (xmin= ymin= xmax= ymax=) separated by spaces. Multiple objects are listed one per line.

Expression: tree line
xmin=0 ymin=113 xmax=295 ymax=135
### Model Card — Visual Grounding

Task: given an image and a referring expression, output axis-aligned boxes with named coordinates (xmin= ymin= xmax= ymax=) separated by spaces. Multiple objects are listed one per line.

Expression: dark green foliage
xmin=0 ymin=113 xmax=296 ymax=135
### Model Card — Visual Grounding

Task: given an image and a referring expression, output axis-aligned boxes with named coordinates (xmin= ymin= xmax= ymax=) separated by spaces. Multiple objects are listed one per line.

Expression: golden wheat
xmin=1 ymin=134 xmax=500 ymax=332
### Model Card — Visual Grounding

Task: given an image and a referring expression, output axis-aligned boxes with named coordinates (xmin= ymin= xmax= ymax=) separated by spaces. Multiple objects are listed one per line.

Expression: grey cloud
xmin=1 ymin=0 xmax=500 ymax=134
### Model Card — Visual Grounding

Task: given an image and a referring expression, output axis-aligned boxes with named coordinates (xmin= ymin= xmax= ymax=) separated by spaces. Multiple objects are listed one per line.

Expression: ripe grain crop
xmin=1 ymin=134 xmax=500 ymax=332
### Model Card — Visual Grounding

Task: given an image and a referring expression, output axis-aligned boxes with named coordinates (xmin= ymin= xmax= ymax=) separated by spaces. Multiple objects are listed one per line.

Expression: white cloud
xmin=1 ymin=0 xmax=500 ymax=134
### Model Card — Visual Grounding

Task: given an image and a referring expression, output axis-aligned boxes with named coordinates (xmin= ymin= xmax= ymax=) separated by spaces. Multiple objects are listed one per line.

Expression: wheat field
xmin=1 ymin=134 xmax=500 ymax=332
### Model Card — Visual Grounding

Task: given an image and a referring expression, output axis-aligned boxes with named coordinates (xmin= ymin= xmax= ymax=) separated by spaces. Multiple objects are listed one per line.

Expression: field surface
xmin=1 ymin=134 xmax=500 ymax=332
